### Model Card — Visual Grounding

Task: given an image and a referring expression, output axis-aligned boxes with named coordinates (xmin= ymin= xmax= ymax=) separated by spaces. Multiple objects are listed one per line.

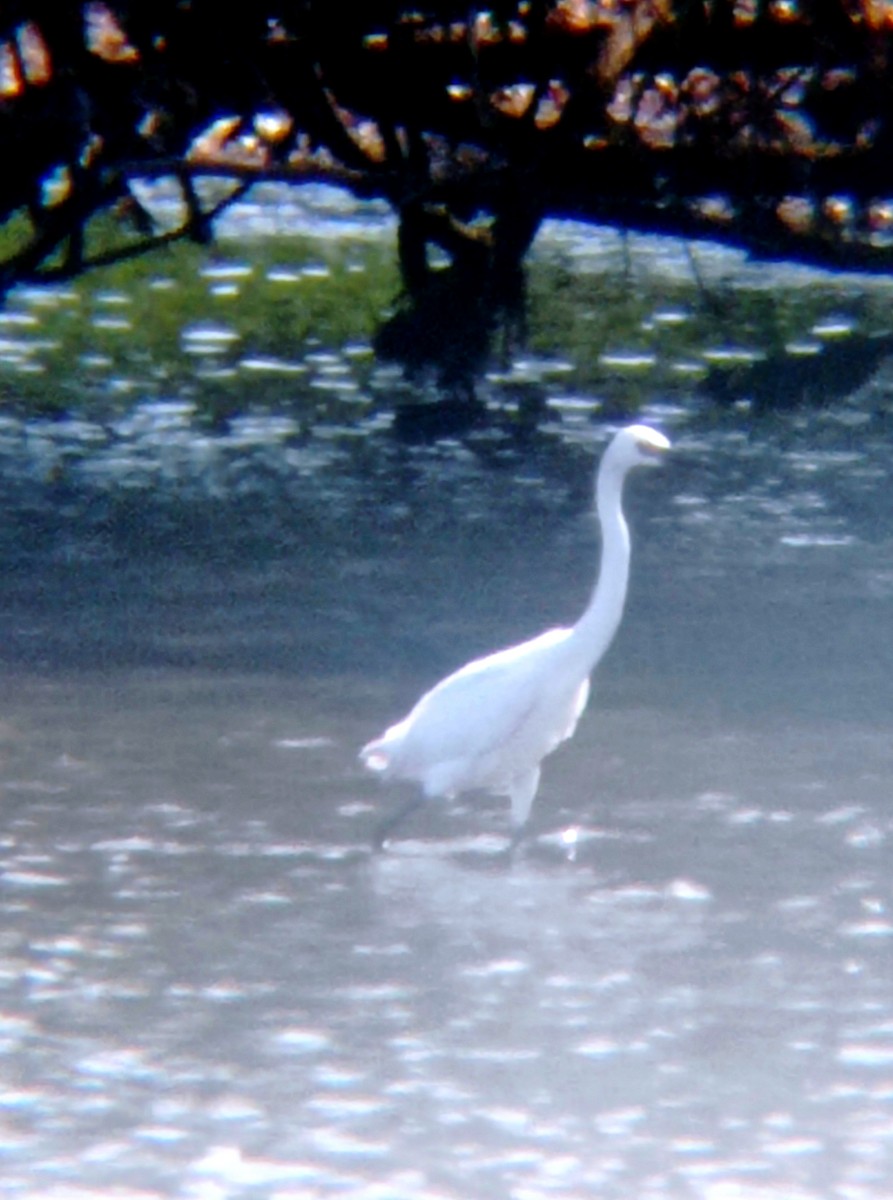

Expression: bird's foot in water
xmin=372 ymin=794 xmax=427 ymax=852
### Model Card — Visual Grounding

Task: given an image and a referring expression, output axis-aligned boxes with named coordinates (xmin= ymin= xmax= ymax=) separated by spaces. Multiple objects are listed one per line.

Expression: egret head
xmin=604 ymin=424 xmax=671 ymax=473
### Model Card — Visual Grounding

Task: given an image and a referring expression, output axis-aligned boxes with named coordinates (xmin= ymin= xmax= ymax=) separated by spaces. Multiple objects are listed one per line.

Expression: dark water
xmin=1 ymin=194 xmax=892 ymax=1196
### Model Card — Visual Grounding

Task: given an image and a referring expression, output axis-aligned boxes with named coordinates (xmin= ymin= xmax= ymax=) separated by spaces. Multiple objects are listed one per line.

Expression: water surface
xmin=0 ymin=195 xmax=892 ymax=1197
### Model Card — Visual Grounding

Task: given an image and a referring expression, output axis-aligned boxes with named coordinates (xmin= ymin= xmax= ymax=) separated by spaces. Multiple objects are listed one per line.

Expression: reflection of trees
xmin=376 ymin=205 xmax=532 ymax=418
xmin=702 ymin=331 xmax=893 ymax=414
xmin=3 ymin=2 xmax=893 ymax=308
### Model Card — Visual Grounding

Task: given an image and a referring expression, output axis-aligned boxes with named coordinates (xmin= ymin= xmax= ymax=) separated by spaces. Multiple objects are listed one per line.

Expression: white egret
xmin=361 ymin=423 xmax=670 ymax=846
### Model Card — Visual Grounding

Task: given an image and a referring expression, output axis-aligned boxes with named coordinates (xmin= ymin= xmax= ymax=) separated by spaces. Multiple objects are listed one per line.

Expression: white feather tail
xmin=359 ymin=739 xmax=390 ymax=772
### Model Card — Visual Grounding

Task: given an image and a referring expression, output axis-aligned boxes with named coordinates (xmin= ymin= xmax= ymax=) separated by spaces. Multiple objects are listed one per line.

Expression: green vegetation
xmin=1 ymin=209 xmax=891 ymax=426
xmin=0 ymin=228 xmax=399 ymax=420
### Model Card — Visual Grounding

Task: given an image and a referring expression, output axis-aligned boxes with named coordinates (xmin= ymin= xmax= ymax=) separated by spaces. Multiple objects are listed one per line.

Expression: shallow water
xmin=2 ymin=676 xmax=892 ymax=1200
xmin=1 ymin=201 xmax=893 ymax=1196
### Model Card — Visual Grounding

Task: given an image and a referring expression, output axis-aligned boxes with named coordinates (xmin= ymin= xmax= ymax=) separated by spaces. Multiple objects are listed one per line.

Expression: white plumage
xmin=361 ymin=423 xmax=670 ymax=844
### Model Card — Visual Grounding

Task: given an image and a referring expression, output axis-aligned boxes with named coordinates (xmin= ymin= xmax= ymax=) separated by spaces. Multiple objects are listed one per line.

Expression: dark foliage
xmin=2 ymin=1 xmax=893 ymax=296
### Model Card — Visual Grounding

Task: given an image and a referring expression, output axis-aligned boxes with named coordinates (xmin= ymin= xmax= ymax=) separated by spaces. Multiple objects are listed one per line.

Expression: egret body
xmin=361 ymin=423 xmax=670 ymax=845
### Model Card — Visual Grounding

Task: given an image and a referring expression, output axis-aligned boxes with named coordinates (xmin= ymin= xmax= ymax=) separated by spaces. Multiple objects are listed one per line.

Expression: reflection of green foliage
xmin=0 ymin=214 xmax=890 ymax=421
xmin=0 ymin=209 xmax=33 ymax=260
xmin=0 ymin=229 xmax=399 ymax=418
xmin=525 ymin=243 xmax=890 ymax=415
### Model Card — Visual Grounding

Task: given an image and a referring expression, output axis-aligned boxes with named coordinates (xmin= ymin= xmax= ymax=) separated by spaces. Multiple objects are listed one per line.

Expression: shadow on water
xmin=373 ymin=245 xmax=533 ymax=436
xmin=702 ymin=329 xmax=893 ymax=413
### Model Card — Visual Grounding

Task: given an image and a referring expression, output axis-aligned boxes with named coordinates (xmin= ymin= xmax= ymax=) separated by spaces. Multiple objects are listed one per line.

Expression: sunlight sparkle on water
xmin=667 ymin=879 xmax=712 ymax=902
xmin=239 ymin=356 xmax=307 ymax=374
xmin=598 ymin=350 xmax=657 ymax=369
xmin=811 ymin=317 xmax=855 ymax=338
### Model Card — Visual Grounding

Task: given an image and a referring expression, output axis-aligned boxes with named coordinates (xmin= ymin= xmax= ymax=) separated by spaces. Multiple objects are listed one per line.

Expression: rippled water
xmin=1 ymin=196 xmax=893 ymax=1196
xmin=1 ymin=671 xmax=892 ymax=1197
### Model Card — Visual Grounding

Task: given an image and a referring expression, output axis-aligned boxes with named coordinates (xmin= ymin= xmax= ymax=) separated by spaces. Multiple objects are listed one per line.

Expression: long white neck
xmin=569 ymin=459 xmax=631 ymax=673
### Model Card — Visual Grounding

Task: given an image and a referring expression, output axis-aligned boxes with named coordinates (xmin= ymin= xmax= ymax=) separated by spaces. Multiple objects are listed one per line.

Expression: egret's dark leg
xmin=503 ymin=821 xmax=530 ymax=860
xmin=509 ymin=822 xmax=529 ymax=849
xmin=505 ymin=768 xmax=539 ymax=858
xmin=373 ymin=794 xmax=426 ymax=850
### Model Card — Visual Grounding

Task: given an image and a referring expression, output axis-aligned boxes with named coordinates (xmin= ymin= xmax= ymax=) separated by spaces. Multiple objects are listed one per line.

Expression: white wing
xmin=362 ymin=626 xmax=588 ymax=793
